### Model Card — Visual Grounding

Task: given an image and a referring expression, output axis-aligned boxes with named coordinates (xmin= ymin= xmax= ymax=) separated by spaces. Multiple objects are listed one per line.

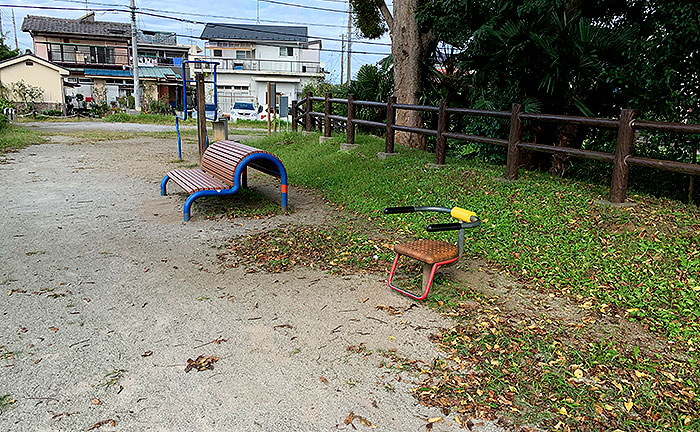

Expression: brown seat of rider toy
xmin=394 ymin=240 xmax=459 ymax=265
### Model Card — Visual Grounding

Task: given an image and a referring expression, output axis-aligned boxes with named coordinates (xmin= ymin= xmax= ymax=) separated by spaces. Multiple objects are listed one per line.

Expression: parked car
xmin=191 ymin=103 xmax=220 ymax=120
xmin=230 ymin=102 xmax=260 ymax=121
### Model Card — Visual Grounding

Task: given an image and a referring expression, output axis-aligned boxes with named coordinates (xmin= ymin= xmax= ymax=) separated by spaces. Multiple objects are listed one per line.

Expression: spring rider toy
xmin=383 ymin=206 xmax=481 ymax=300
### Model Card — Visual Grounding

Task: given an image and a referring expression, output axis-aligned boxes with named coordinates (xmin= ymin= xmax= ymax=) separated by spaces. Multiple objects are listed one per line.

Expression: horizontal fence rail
xmin=289 ymin=93 xmax=700 ymax=203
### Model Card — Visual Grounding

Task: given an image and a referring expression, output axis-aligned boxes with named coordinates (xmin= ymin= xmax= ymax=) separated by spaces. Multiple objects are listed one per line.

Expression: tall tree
xmin=350 ymin=0 xmax=435 ymax=149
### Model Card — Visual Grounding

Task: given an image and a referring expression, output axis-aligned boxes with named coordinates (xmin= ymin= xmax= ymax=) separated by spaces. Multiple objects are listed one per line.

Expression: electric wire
xmin=6 ymin=3 xmax=391 ymax=53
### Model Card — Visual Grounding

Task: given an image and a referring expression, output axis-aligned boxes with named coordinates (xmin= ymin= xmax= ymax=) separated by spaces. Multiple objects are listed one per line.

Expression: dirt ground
xmin=0 ymin=133 xmax=503 ymax=432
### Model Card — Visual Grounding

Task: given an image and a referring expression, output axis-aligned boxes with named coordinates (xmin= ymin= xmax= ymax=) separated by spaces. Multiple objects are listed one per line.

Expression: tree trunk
xmin=392 ymin=0 xmax=428 ymax=150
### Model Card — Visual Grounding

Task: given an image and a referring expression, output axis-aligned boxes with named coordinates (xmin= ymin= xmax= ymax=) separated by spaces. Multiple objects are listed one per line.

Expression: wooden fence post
xmin=506 ymin=103 xmax=524 ymax=180
xmin=291 ymin=99 xmax=298 ymax=132
xmin=385 ymin=95 xmax=397 ymax=154
xmin=610 ymin=108 xmax=638 ymax=203
xmin=347 ymin=94 xmax=355 ymax=145
xmin=195 ymin=73 xmax=207 ymax=158
xmin=305 ymin=92 xmax=312 ymax=132
xmin=435 ymin=98 xmax=449 ymax=165
xmin=324 ymin=92 xmax=332 ymax=137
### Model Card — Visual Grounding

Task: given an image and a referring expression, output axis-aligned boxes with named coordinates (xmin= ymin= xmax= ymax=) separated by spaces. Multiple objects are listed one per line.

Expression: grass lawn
xmin=0 ymin=125 xmax=48 ymax=154
xmin=242 ymin=131 xmax=699 ymax=431
xmin=102 ymin=112 xmax=198 ymax=126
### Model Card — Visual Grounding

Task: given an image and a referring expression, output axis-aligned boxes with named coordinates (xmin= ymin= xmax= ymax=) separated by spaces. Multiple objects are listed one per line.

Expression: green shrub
xmin=103 ymin=112 xmax=132 ymax=122
xmin=41 ymin=109 xmax=62 ymax=116
xmin=0 ymin=113 xmax=7 ymax=129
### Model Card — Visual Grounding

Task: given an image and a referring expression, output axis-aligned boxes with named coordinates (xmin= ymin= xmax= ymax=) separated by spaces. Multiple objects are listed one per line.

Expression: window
xmin=279 ymin=47 xmax=293 ymax=56
xmin=217 ymin=85 xmax=232 ymax=90
xmin=25 ymin=61 xmax=34 ymax=66
xmin=213 ymin=49 xmax=222 ymax=57
xmin=235 ymin=50 xmax=251 ymax=59
xmin=233 ymin=85 xmax=248 ymax=90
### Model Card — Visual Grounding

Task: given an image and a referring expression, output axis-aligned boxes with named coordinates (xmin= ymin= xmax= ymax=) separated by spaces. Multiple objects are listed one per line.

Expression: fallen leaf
xmin=345 ymin=412 xmax=355 ymax=425
xmin=624 ymin=399 xmax=634 ymax=412
xmin=91 ymin=398 xmax=102 ymax=405
xmin=184 ymin=355 xmax=218 ymax=373
xmin=49 ymin=327 xmax=59 ymax=332
xmin=427 ymin=417 xmax=443 ymax=423
xmin=141 ymin=350 xmax=153 ymax=357
xmin=361 ymin=297 xmax=369 ymax=303
xmin=358 ymin=416 xmax=376 ymax=428
xmin=319 ymin=376 xmax=329 ymax=384
xmin=86 ymin=419 xmax=115 ymax=430
xmin=574 ymin=369 xmax=583 ymax=379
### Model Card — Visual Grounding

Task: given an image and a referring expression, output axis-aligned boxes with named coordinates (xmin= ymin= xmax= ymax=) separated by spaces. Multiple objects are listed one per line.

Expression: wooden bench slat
xmin=161 ymin=140 xmax=288 ymax=221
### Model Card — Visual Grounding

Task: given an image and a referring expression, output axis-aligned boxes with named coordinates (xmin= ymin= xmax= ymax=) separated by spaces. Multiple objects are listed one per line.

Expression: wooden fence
xmin=290 ymin=92 xmax=700 ymax=204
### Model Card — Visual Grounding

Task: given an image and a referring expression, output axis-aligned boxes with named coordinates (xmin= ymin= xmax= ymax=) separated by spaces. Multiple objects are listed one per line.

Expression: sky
xmin=0 ymin=0 xmax=393 ymax=83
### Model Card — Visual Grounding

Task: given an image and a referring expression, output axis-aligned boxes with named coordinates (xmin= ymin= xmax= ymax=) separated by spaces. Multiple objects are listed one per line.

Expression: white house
xmin=195 ymin=23 xmax=325 ymax=112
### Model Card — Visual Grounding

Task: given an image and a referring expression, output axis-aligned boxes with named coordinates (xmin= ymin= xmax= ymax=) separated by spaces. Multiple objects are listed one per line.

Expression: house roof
xmin=0 ymin=53 xmax=70 ymax=76
xmin=83 ymin=67 xmax=181 ymax=80
xmin=200 ymin=23 xmax=308 ymax=43
xmin=21 ymin=14 xmax=131 ymax=39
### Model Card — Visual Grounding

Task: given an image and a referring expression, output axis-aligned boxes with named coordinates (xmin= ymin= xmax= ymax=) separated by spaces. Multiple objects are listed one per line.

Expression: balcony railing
xmin=192 ymin=57 xmax=323 ymax=74
xmin=38 ymin=41 xmax=129 ymax=66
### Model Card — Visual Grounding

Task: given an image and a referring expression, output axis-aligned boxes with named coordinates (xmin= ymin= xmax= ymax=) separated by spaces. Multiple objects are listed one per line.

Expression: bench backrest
xmin=201 ymin=140 xmax=280 ymax=186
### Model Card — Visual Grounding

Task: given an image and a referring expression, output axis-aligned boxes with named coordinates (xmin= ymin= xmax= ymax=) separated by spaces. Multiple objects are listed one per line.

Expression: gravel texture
xmin=0 ymin=134 xmax=503 ymax=432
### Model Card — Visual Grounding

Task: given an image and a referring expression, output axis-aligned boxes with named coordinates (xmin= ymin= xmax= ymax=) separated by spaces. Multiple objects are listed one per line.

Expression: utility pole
xmin=1 ymin=10 xmax=4 ymax=38
xmin=130 ymin=0 xmax=141 ymax=111
xmin=346 ymin=3 xmax=352 ymax=85
xmin=12 ymin=9 xmax=18 ymax=50
xmin=256 ymin=0 xmax=260 ymax=24
xmin=339 ymin=34 xmax=344 ymax=85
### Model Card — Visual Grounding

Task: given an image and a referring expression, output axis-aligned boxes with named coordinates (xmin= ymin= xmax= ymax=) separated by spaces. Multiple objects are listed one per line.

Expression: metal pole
xmin=339 ymin=34 xmax=344 ymax=85
xmin=267 ymin=82 xmax=271 ymax=135
xmin=346 ymin=3 xmax=352 ymax=85
xmin=196 ymin=73 xmax=207 ymax=158
xmin=12 ymin=9 xmax=18 ymax=51
xmin=130 ymin=0 xmax=141 ymax=111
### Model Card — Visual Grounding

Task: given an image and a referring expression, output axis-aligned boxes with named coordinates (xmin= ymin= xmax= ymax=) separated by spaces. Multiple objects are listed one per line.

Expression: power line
xmin=4 ymin=3 xmax=391 ymax=55
xmin=39 ymin=1 xmax=391 ymax=46
xmin=50 ymin=0 xmax=350 ymax=29
xmin=258 ymin=0 xmax=347 ymax=14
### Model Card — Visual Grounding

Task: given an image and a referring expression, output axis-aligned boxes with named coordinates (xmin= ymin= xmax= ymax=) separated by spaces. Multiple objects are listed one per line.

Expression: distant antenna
xmin=256 ymin=0 xmax=260 ymax=24
xmin=85 ymin=0 xmax=88 ymax=11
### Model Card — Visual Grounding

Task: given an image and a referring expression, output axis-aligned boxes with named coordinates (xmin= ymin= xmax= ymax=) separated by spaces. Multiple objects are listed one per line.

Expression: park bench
xmin=160 ymin=140 xmax=288 ymax=221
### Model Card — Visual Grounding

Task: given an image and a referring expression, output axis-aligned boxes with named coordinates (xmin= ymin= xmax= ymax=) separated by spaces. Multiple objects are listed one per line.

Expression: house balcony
xmin=37 ymin=41 xmax=129 ymax=67
xmin=191 ymin=57 xmax=324 ymax=75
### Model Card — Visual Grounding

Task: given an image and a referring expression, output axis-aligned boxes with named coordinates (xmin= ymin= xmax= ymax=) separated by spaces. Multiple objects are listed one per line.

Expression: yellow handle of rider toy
xmin=450 ymin=207 xmax=477 ymax=222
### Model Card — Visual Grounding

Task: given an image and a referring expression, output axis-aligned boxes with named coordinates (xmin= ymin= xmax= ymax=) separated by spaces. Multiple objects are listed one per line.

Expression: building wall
xmin=0 ymin=60 xmax=65 ymax=104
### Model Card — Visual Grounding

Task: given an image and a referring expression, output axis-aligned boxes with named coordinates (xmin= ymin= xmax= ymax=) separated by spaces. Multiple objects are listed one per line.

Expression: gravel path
xmin=0 ymin=136 xmax=502 ymax=432
xmin=19 ymin=121 xmax=264 ymax=133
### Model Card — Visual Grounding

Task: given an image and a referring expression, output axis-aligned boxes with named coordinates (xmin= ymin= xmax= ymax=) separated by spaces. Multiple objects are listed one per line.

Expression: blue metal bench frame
xmin=161 ymin=150 xmax=288 ymax=222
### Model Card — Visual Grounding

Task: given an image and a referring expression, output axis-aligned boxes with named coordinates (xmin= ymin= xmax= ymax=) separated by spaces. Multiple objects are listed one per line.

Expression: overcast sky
xmin=1 ymin=0 xmax=393 ymax=83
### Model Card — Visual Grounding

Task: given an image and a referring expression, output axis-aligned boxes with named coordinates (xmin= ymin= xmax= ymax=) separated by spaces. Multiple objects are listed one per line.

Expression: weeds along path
xmin=0 ymin=135 xmax=502 ymax=432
